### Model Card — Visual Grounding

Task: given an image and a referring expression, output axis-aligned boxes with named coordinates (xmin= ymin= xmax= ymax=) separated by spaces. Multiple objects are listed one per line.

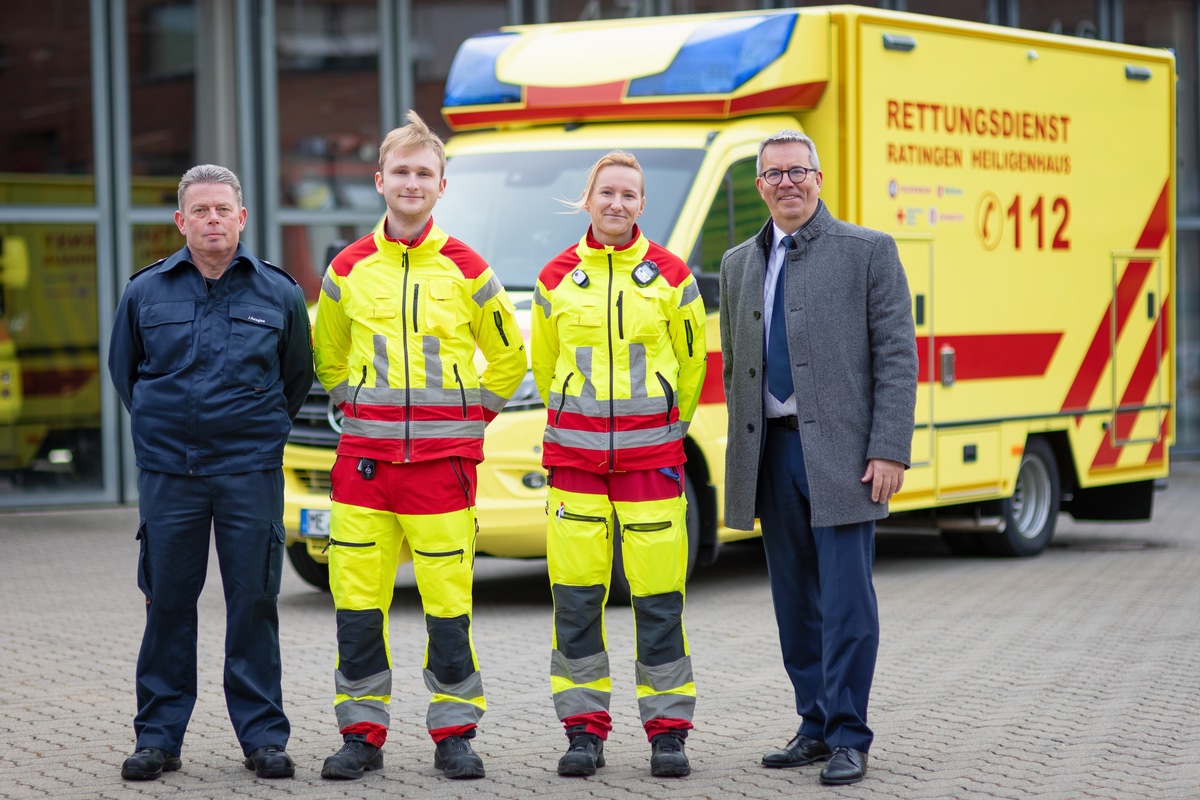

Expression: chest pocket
xmin=418 ymin=278 xmax=459 ymax=338
xmin=138 ymin=300 xmax=196 ymax=374
xmin=223 ymin=303 xmax=284 ymax=389
xmin=627 ymin=286 xmax=665 ymax=342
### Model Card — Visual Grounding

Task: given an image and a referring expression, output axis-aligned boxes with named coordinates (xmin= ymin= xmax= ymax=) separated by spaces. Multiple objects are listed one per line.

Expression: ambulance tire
xmin=608 ymin=473 xmax=701 ymax=606
xmin=287 ymin=542 xmax=332 ymax=591
xmin=986 ymin=438 xmax=1061 ymax=557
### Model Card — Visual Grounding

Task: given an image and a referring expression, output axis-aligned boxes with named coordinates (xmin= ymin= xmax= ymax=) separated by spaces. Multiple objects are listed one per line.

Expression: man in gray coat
xmin=718 ymin=131 xmax=917 ymax=786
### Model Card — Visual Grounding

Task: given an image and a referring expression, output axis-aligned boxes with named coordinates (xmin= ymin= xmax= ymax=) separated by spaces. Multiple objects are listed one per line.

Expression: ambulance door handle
xmin=940 ymin=344 xmax=955 ymax=388
xmin=1147 ymin=292 xmax=1156 ymax=319
xmin=913 ymin=294 xmax=925 ymax=326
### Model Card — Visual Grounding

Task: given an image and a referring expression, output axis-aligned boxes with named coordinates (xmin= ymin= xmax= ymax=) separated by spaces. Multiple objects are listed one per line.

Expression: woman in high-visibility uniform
xmin=530 ymin=150 xmax=707 ymax=778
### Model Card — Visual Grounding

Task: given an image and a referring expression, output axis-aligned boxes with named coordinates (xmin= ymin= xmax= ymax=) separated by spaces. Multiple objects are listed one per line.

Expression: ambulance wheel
xmin=287 ymin=542 xmax=331 ymax=591
xmin=985 ymin=438 xmax=1061 ymax=557
xmin=608 ymin=473 xmax=700 ymax=606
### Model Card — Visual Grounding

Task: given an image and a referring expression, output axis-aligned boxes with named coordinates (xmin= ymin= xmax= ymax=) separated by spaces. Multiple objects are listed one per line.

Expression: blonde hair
xmin=563 ymin=150 xmax=644 ymax=212
xmin=378 ymin=110 xmax=446 ymax=175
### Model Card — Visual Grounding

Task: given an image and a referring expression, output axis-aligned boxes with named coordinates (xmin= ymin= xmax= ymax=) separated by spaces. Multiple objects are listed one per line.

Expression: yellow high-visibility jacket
xmin=315 ymin=217 xmax=527 ymax=464
xmin=531 ymin=226 xmax=706 ymax=473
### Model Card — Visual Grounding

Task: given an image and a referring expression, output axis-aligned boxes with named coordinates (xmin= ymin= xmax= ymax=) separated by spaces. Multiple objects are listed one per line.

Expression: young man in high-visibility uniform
xmin=531 ymin=150 xmax=707 ymax=778
xmin=314 ymin=110 xmax=527 ymax=781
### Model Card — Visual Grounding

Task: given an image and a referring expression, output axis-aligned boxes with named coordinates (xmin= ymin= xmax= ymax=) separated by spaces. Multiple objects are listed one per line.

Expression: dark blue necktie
xmin=767 ymin=235 xmax=796 ymax=402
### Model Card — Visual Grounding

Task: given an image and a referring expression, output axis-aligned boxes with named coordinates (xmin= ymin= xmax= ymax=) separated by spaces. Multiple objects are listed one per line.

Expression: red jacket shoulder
xmin=330 ymin=234 xmax=379 ymax=277
xmin=440 ymin=237 xmax=489 ymax=279
xmin=538 ymin=244 xmax=582 ymax=291
xmin=644 ymin=241 xmax=692 ymax=287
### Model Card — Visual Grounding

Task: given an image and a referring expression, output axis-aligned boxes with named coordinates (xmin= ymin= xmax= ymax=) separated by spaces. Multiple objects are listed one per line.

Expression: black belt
xmin=767 ymin=415 xmax=800 ymax=430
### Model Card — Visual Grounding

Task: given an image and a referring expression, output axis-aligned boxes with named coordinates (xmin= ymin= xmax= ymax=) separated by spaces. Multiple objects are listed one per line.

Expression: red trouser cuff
xmin=563 ymin=711 xmax=613 ymax=740
xmin=644 ymin=717 xmax=694 ymax=742
xmin=341 ymin=721 xmax=387 ymax=749
xmin=430 ymin=723 xmax=476 ymax=744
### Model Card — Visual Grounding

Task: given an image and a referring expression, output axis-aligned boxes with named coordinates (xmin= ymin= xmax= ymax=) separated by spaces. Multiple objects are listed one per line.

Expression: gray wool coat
xmin=718 ymin=201 xmax=918 ymax=530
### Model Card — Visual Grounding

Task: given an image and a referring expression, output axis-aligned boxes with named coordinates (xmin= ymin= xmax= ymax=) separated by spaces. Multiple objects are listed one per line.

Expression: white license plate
xmin=300 ymin=509 xmax=331 ymax=538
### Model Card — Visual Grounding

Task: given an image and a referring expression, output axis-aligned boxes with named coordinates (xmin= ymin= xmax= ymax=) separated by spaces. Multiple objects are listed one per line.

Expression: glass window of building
xmin=128 ymin=0 xmax=199 ymax=181
xmin=1018 ymin=0 xmax=1102 ymax=37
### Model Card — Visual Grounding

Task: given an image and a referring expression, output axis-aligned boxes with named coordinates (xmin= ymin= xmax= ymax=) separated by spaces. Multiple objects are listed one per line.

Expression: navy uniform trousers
xmin=133 ymin=469 xmax=290 ymax=757
xmin=757 ymin=424 xmax=879 ymax=754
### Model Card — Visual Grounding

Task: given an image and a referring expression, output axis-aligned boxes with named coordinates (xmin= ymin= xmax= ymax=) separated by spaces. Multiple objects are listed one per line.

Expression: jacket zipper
xmin=452 ymin=363 xmax=467 ymax=419
xmin=684 ymin=318 xmax=694 ymax=357
xmin=606 ymin=254 xmax=616 ymax=471
xmin=400 ymin=250 xmax=412 ymax=460
xmin=616 ymin=290 xmax=625 ymax=339
xmin=655 ymin=371 xmax=674 ymax=425
xmin=412 ymin=283 xmax=420 ymax=333
xmin=352 ymin=365 xmax=367 ymax=417
xmin=493 ymin=310 xmax=509 ymax=346
xmin=555 ymin=372 xmax=573 ymax=426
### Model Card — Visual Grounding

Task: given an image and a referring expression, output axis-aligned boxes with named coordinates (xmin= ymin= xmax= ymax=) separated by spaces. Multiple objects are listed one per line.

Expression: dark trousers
xmin=133 ymin=469 xmax=290 ymax=756
xmin=757 ymin=426 xmax=879 ymax=753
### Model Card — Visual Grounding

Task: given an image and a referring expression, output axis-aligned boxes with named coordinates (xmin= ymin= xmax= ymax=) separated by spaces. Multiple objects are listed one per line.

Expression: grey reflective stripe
xmin=545 ymin=424 xmax=681 ymax=450
xmin=334 ymin=697 xmax=390 ymax=730
xmin=638 ymin=692 xmax=696 ymax=726
xmin=479 ymin=386 xmax=508 ymax=414
xmin=372 ymin=335 xmax=389 ymax=388
xmin=550 ymin=649 xmax=611 ymax=685
xmin=679 ymin=280 xmax=700 ymax=307
xmin=554 ymin=686 xmax=613 ymax=721
xmin=533 ymin=285 xmax=551 ymax=318
xmin=473 ymin=274 xmax=502 ymax=307
xmin=333 ymin=668 xmax=392 ymax=729
xmin=322 ymin=272 xmax=341 ymax=302
xmin=422 ymin=668 xmax=486 ymax=729
xmin=629 ymin=343 xmax=648 ymax=399
xmin=546 ymin=392 xmax=669 ymax=418
xmin=636 ymin=656 xmax=696 ymax=725
xmin=575 ymin=348 xmax=597 ymax=400
xmin=423 ymin=336 xmax=442 ymax=388
xmin=341 ymin=417 xmax=486 ymax=441
xmin=355 ymin=385 xmax=480 ymax=407
xmin=328 ymin=380 xmax=351 ymax=406
xmin=680 ymin=419 xmax=690 ymax=436
xmin=635 ymin=655 xmax=694 ymax=693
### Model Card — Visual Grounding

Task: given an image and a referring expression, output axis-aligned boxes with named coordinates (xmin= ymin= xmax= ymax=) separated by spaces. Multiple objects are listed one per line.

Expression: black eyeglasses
xmin=759 ymin=166 xmax=817 ymax=186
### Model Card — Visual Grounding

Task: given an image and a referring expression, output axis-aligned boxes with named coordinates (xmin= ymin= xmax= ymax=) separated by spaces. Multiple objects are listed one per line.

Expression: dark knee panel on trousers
xmin=552 ymin=584 xmax=606 ymax=659
xmin=426 ymin=614 xmax=473 ymax=684
xmin=336 ymin=609 xmax=389 ymax=680
xmin=632 ymin=591 xmax=686 ymax=666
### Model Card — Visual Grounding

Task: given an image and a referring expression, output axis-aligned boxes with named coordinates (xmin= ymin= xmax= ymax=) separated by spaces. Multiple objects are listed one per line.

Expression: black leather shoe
xmin=761 ymin=733 xmax=831 ymax=768
xmin=819 ymin=747 xmax=868 ymax=785
xmin=558 ymin=732 xmax=605 ymax=776
xmin=434 ymin=735 xmax=485 ymax=779
xmin=322 ymin=736 xmax=383 ymax=779
xmin=244 ymin=745 xmax=295 ymax=778
xmin=121 ymin=747 xmax=181 ymax=780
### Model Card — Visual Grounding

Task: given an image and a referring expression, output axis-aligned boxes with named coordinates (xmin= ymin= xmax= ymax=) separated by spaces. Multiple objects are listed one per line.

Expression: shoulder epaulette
xmin=260 ymin=259 xmax=300 ymax=286
xmin=128 ymin=258 xmax=167 ymax=282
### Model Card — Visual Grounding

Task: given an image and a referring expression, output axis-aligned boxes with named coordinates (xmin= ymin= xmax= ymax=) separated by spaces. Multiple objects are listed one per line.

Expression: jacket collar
xmin=159 ymin=242 xmax=262 ymax=278
xmin=758 ymin=199 xmax=830 ymax=256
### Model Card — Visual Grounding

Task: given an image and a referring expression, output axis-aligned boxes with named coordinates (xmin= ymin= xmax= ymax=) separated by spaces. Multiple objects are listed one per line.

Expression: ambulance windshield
xmin=436 ymin=148 xmax=704 ymax=290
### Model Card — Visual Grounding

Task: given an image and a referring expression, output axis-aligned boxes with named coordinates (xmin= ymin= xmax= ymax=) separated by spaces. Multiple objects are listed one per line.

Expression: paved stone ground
xmin=1 ymin=463 xmax=1198 ymax=800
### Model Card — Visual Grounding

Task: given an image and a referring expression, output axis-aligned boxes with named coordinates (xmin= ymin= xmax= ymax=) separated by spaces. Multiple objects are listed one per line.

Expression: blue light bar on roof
xmin=628 ymin=14 xmax=796 ymax=97
xmin=444 ymin=31 xmax=521 ymax=107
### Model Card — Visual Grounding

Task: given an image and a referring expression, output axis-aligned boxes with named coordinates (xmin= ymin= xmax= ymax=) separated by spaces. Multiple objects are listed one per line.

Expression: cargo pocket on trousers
xmin=264 ymin=521 xmax=285 ymax=596
xmin=620 ymin=519 xmax=684 ymax=596
xmin=135 ymin=521 xmax=152 ymax=601
xmin=327 ymin=536 xmax=382 ymax=608
xmin=549 ymin=506 xmax=611 ymax=586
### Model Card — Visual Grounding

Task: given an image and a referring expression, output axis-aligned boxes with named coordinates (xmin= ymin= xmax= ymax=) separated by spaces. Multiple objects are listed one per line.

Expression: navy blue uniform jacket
xmin=109 ymin=243 xmax=314 ymax=476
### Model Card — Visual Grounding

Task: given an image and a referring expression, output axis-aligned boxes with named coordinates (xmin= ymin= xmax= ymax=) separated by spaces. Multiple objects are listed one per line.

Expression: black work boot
xmin=434 ymin=734 xmax=485 ymax=779
xmin=650 ymin=732 xmax=691 ymax=777
xmin=121 ymin=747 xmax=181 ymax=780
xmin=321 ymin=735 xmax=383 ymax=779
xmin=557 ymin=731 xmax=606 ymax=776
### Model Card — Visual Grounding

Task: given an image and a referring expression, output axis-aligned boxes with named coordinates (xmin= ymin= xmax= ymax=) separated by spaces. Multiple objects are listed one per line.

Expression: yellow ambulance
xmin=282 ymin=6 xmax=1176 ymax=595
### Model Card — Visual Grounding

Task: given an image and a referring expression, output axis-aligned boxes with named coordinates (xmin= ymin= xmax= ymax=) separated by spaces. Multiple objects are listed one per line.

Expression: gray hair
xmin=756 ymin=130 xmax=820 ymax=175
xmin=177 ymin=164 xmax=243 ymax=210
